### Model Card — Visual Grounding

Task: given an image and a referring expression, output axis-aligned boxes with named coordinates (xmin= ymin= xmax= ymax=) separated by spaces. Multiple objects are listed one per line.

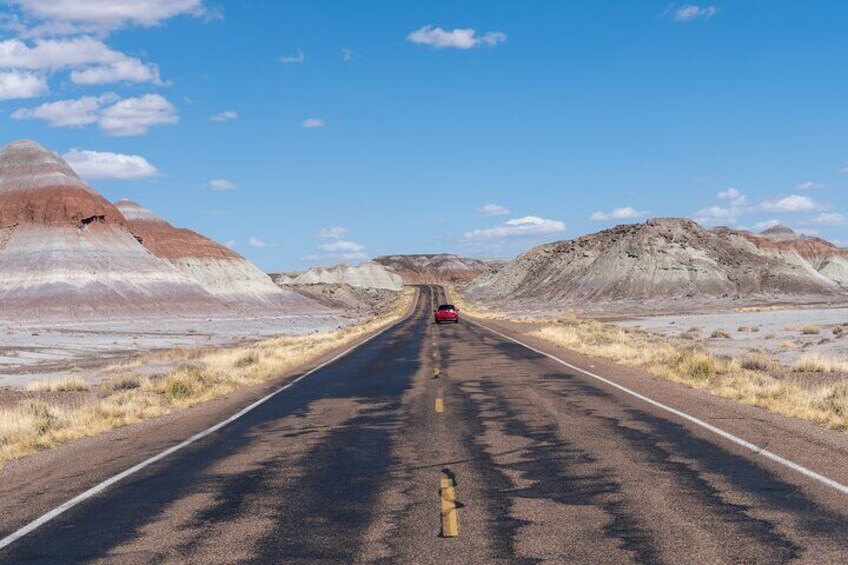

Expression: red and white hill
xmin=0 ymin=139 xmax=224 ymax=320
xmin=114 ymin=199 xmax=315 ymax=311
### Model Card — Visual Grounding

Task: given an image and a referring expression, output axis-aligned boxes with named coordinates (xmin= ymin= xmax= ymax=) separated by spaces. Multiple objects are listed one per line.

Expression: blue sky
xmin=1 ymin=1 xmax=846 ymax=271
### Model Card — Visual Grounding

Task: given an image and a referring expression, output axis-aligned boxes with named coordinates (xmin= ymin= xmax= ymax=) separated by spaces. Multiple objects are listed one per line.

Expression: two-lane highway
xmin=2 ymin=285 xmax=847 ymax=563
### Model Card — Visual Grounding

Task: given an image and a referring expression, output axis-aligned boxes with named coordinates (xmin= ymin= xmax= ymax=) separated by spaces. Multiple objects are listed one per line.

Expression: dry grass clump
xmin=530 ymin=317 xmax=848 ymax=433
xmin=710 ymin=329 xmax=732 ymax=339
xmin=800 ymin=324 xmax=821 ymax=335
xmin=737 ymin=326 xmax=750 ymax=333
xmin=793 ymin=354 xmax=848 ymax=373
xmin=25 ymin=376 xmax=90 ymax=392
xmin=0 ymin=289 xmax=416 ymax=467
xmin=679 ymin=327 xmax=702 ymax=340
xmin=99 ymin=372 xmax=143 ymax=392
xmin=833 ymin=325 xmax=844 ymax=336
xmin=739 ymin=352 xmax=781 ymax=372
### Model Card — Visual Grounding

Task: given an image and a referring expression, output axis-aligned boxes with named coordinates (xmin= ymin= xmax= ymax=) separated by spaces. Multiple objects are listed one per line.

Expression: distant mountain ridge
xmin=276 ymin=262 xmax=403 ymax=291
xmin=374 ymin=254 xmax=494 ymax=284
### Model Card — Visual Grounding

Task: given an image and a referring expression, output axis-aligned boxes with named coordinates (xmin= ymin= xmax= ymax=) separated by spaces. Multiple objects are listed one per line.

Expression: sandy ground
xmin=616 ymin=305 xmax=848 ymax=364
xmin=0 ymin=313 xmax=350 ymax=388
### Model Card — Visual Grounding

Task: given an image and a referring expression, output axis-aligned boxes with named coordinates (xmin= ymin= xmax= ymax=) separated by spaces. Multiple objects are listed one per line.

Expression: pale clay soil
xmin=0 ymin=313 xmax=351 ymax=389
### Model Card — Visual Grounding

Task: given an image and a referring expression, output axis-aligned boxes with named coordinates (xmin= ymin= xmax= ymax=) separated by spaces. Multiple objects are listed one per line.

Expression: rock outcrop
xmin=114 ymin=199 xmax=315 ymax=312
xmin=468 ymin=218 xmax=846 ymax=309
xmin=284 ymin=262 xmax=403 ymax=291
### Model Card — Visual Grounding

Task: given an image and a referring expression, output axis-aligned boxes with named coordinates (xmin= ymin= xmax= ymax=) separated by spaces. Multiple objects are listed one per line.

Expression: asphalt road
xmin=2 ymin=285 xmax=848 ymax=563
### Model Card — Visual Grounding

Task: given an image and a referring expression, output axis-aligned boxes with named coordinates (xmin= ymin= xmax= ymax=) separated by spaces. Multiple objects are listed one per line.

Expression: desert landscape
xmin=2 ymin=137 xmax=848 ymax=468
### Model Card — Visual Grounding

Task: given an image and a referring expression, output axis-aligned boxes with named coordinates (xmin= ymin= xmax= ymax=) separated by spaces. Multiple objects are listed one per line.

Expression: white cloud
xmin=302 ymin=117 xmax=325 ymax=128
xmin=341 ymin=48 xmax=353 ymax=62
xmin=0 ymin=36 xmax=125 ymax=69
xmin=315 ymin=239 xmax=367 ymax=261
xmin=589 ymin=206 xmax=646 ymax=221
xmin=795 ymin=180 xmax=823 ymax=191
xmin=0 ymin=37 xmax=161 ymax=86
xmin=318 ymin=226 xmax=347 ymax=239
xmin=840 ymin=167 xmax=848 ymax=174
xmin=70 ymin=58 xmax=161 ymax=85
xmin=754 ymin=219 xmax=781 ymax=231
xmin=210 ymin=110 xmax=237 ymax=122
xmin=0 ymin=69 xmax=46 ymax=99
xmin=279 ymin=49 xmax=305 ymax=64
xmin=317 ymin=240 xmax=364 ymax=253
xmin=693 ymin=205 xmax=740 ymax=226
xmin=12 ymin=92 xmax=117 ymax=126
xmin=671 ymin=5 xmax=719 ymax=22
xmin=223 ymin=240 xmax=236 ymax=249
xmin=717 ymin=187 xmax=747 ymax=205
xmin=248 ymin=237 xmax=277 ymax=249
xmin=760 ymin=194 xmax=818 ymax=213
xmin=815 ymin=212 xmax=847 ymax=226
xmin=98 ymin=93 xmax=178 ymax=136
xmin=62 ymin=148 xmax=158 ymax=180
xmin=479 ymin=203 xmax=510 ymax=217
xmin=13 ymin=92 xmax=178 ymax=135
xmin=7 ymin=0 xmax=215 ymax=35
xmin=407 ymin=26 xmax=506 ymax=49
xmin=206 ymin=179 xmax=237 ymax=191
xmin=464 ymin=216 xmax=566 ymax=240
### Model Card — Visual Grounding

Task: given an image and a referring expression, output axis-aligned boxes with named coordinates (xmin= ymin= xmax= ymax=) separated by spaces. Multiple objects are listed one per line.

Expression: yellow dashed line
xmin=435 ymin=398 xmax=444 ymax=413
xmin=440 ymin=478 xmax=459 ymax=537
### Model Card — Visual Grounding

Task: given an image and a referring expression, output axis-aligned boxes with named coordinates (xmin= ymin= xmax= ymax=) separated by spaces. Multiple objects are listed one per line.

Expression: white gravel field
xmin=616 ymin=306 xmax=848 ymax=364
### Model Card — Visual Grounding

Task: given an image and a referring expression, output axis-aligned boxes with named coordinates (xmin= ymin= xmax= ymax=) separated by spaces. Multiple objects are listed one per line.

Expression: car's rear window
xmin=438 ymin=305 xmax=455 ymax=310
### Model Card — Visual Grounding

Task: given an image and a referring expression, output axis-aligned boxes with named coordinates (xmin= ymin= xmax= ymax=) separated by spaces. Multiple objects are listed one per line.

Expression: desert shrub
xmin=710 ymin=329 xmax=731 ymax=339
xmin=794 ymin=354 xmax=848 ymax=373
xmin=800 ymin=324 xmax=821 ymax=335
xmin=737 ymin=326 xmax=750 ymax=333
xmin=833 ymin=325 xmax=844 ymax=336
xmin=739 ymin=352 xmax=779 ymax=372
xmin=679 ymin=327 xmax=702 ymax=340
xmin=100 ymin=373 xmax=142 ymax=392
xmin=751 ymin=326 xmax=761 ymax=333
xmin=822 ymin=384 xmax=848 ymax=419
xmin=233 ymin=352 xmax=259 ymax=368
xmin=25 ymin=376 xmax=89 ymax=392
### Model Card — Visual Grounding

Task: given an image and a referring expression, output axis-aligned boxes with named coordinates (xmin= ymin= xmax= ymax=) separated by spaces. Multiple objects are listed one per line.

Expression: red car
xmin=434 ymin=304 xmax=460 ymax=324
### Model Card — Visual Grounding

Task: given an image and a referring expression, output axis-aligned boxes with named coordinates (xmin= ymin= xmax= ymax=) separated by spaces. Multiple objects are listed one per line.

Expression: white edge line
xmin=0 ymin=288 xmax=421 ymax=552
xmin=465 ymin=317 xmax=848 ymax=496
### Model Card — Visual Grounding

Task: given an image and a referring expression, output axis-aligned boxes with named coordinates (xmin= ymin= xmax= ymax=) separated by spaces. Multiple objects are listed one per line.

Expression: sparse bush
xmin=739 ymin=352 xmax=780 ymax=372
xmin=751 ymin=326 xmax=761 ymax=333
xmin=737 ymin=326 xmax=750 ymax=333
xmin=100 ymin=373 xmax=142 ymax=392
xmin=679 ymin=327 xmax=702 ymax=340
xmin=800 ymin=324 xmax=821 ymax=335
xmin=833 ymin=325 xmax=844 ymax=336
xmin=823 ymin=383 xmax=848 ymax=418
xmin=793 ymin=354 xmax=848 ymax=373
xmin=25 ymin=376 xmax=90 ymax=392
xmin=710 ymin=329 xmax=732 ymax=339
xmin=233 ymin=352 xmax=259 ymax=368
